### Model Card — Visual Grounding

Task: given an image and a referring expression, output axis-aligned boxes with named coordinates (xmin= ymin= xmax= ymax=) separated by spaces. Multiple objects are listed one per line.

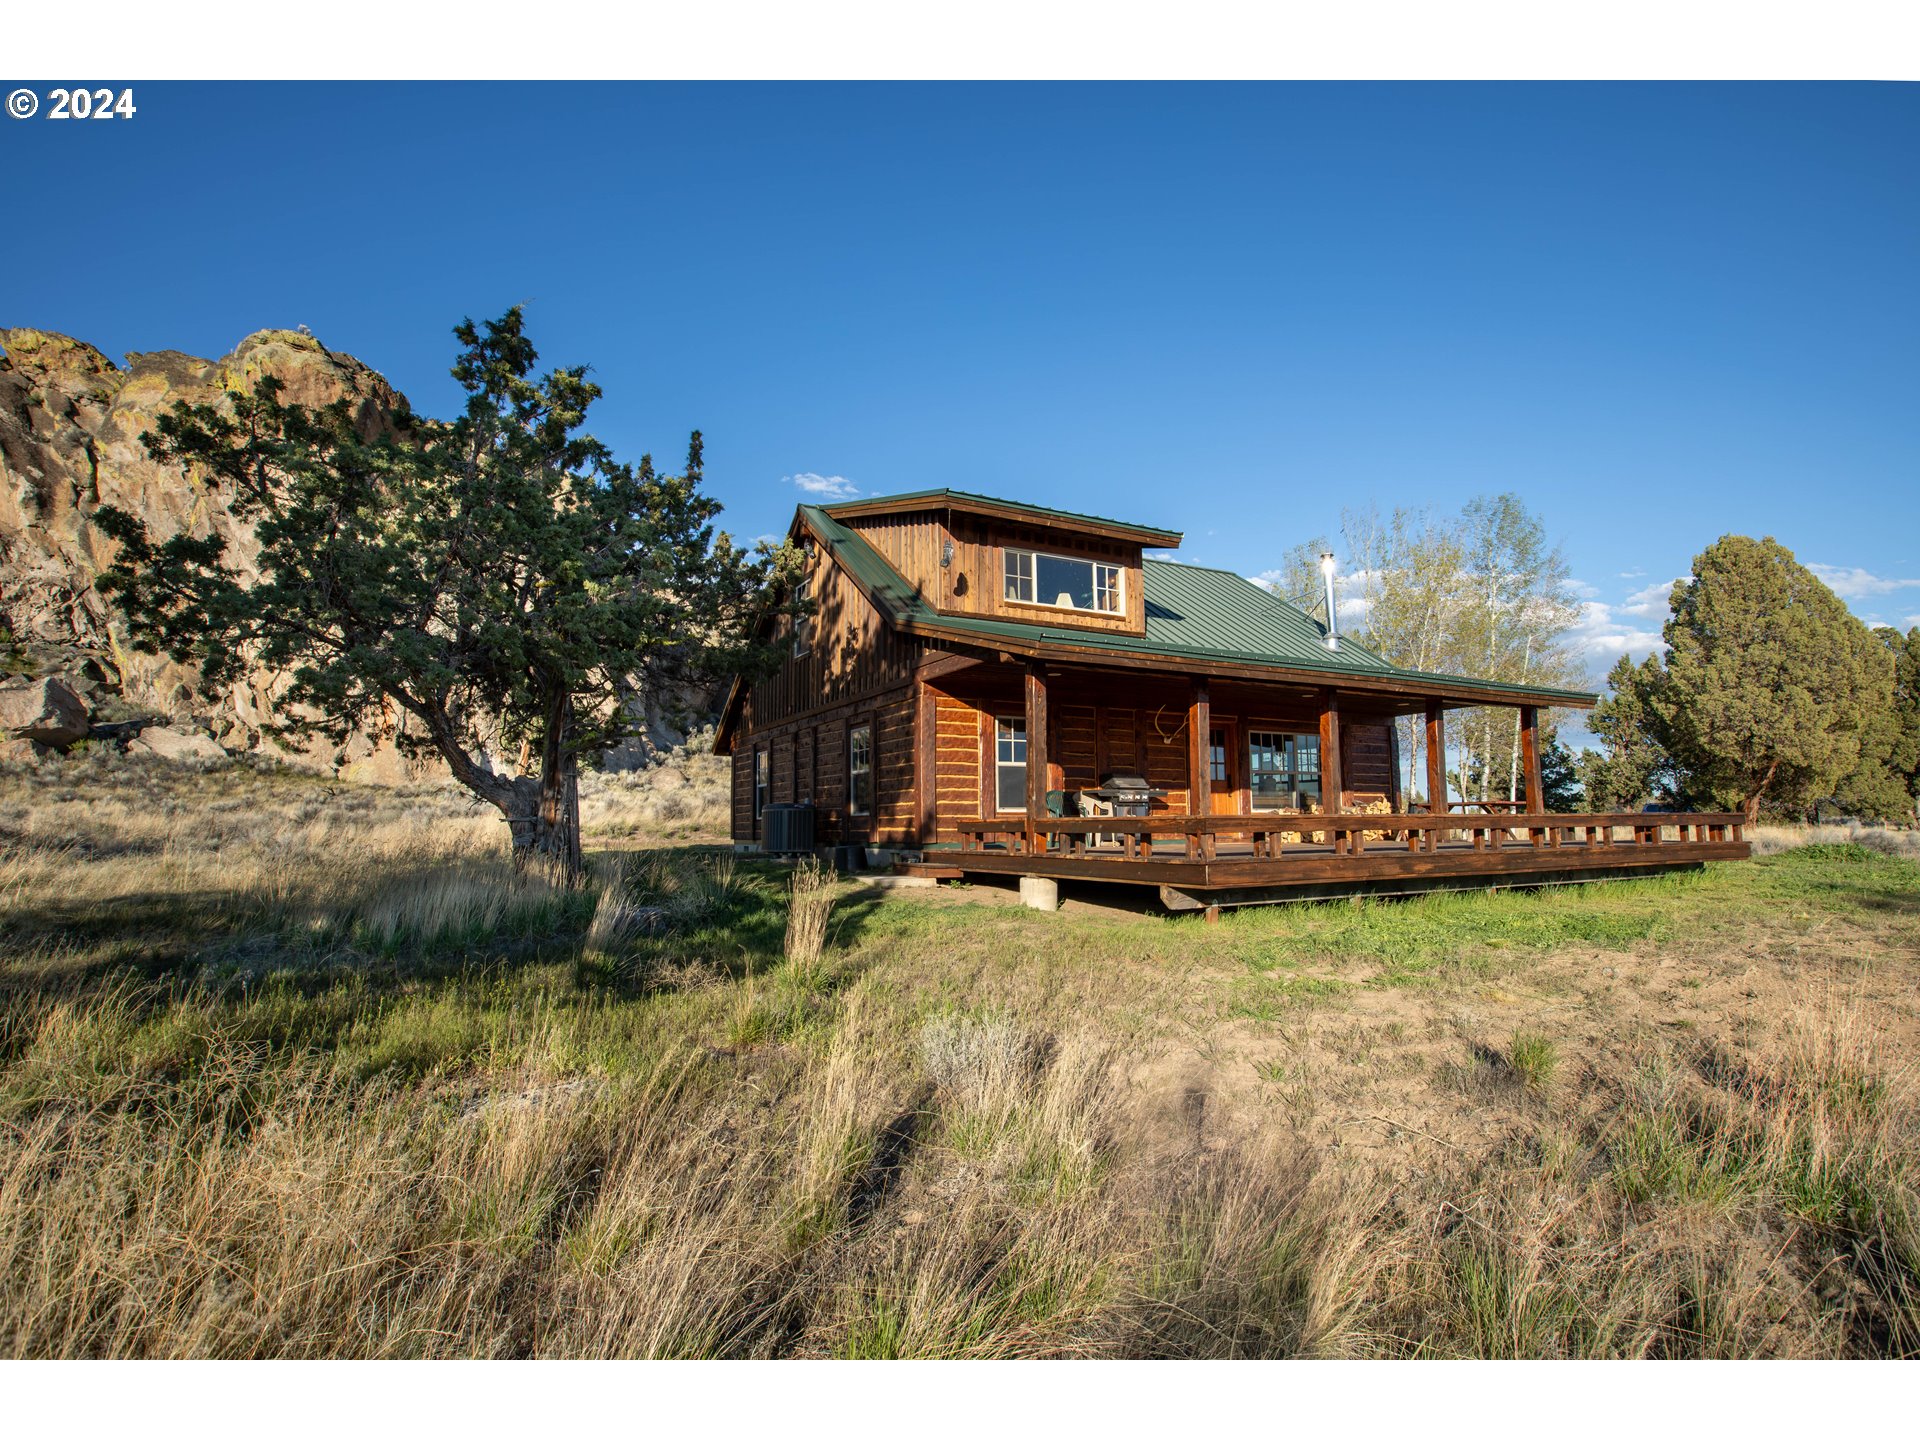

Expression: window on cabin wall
xmin=995 ymin=716 xmax=1027 ymax=812
xmin=1248 ymin=732 xmax=1320 ymax=811
xmin=848 ymin=724 xmax=873 ymax=816
xmin=754 ymin=748 xmax=769 ymax=825
xmin=792 ymin=543 xmax=814 ymax=657
xmin=1003 ymin=548 xmax=1122 ymax=614
xmin=791 ymin=579 xmax=814 ymax=664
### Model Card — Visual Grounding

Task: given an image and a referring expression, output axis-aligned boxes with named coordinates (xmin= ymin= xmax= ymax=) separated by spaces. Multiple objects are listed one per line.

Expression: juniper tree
xmin=1578 ymin=654 xmax=1676 ymax=811
xmin=96 ymin=309 xmax=796 ymax=881
xmin=1634 ymin=535 xmax=1893 ymax=823
xmin=1833 ymin=626 xmax=1920 ymax=822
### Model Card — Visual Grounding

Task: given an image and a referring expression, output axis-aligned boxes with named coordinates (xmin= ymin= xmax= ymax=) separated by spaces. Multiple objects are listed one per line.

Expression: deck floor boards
xmin=929 ymin=835 xmax=1750 ymax=891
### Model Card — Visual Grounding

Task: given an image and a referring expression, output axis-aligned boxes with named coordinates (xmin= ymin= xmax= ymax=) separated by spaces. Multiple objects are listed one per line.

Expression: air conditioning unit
xmin=761 ymin=802 xmax=816 ymax=855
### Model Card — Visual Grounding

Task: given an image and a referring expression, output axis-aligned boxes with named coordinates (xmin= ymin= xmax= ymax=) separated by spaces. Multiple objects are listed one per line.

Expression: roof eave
xmin=728 ymin=507 xmax=1596 ymax=743
xmin=889 ymin=615 xmax=1596 ymax=708
xmin=823 ymin=489 xmax=1182 ymax=548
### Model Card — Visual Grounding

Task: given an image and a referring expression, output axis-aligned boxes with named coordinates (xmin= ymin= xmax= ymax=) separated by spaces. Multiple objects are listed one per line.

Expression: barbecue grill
xmin=1083 ymin=772 xmax=1166 ymax=817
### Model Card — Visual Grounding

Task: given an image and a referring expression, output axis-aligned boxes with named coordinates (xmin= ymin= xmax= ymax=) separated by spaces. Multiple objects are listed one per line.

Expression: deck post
xmin=1520 ymin=705 xmax=1543 ymax=816
xmin=1024 ymin=662 xmax=1049 ymax=853
xmin=1424 ymin=701 xmax=1445 ymax=851
xmin=1319 ymin=689 xmax=1343 ymax=852
xmin=913 ymin=678 xmax=938 ymax=846
xmin=1188 ymin=678 xmax=1211 ymax=819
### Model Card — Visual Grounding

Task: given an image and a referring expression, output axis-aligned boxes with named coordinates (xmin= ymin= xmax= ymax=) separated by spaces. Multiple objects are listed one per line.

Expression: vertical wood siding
xmin=736 ymin=538 xmax=919 ymax=737
xmin=843 ymin=508 xmax=1148 ymax=637
xmin=729 ymin=536 xmax=927 ymax=843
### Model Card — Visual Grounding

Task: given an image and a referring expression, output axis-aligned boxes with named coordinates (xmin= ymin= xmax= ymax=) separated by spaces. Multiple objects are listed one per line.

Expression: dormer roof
xmin=823 ymin=488 xmax=1182 ymax=549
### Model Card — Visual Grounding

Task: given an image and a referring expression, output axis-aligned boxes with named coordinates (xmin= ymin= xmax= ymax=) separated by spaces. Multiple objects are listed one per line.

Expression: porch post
xmin=1024 ymin=662 xmax=1049 ymax=851
xmin=1319 ymin=689 xmax=1343 ymax=814
xmin=1520 ymin=705 xmax=1543 ymax=815
xmin=913 ymin=677 xmax=938 ymax=845
xmin=1425 ymin=701 xmax=1446 ymax=813
xmin=1188 ymin=677 xmax=1211 ymax=817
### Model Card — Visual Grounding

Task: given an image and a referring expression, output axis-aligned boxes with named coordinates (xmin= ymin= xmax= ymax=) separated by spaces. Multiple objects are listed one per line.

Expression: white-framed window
xmin=753 ymin=748 xmax=769 ymax=822
xmin=994 ymin=716 xmax=1027 ymax=812
xmin=848 ymin=724 xmax=873 ymax=816
xmin=1247 ymin=731 xmax=1320 ymax=812
xmin=1002 ymin=548 xmax=1123 ymax=614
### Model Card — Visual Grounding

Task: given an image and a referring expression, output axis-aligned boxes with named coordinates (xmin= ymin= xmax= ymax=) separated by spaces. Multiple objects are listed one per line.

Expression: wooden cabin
xmin=715 ymin=490 xmax=1748 ymax=910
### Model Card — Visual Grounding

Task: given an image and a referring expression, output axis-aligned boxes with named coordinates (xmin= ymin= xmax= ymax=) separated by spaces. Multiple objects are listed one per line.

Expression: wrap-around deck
xmin=939 ymin=811 xmax=1750 ymax=908
xmin=723 ymin=488 xmax=1754 ymax=913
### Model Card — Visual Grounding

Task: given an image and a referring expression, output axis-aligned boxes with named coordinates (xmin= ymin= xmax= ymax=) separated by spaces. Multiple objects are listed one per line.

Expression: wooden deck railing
xmin=954 ymin=812 xmax=1747 ymax=861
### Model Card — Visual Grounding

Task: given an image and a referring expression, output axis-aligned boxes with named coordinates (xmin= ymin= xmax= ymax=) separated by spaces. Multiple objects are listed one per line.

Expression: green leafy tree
xmin=1832 ymin=626 xmax=1920 ymax=822
xmin=1454 ymin=493 xmax=1585 ymax=804
xmin=1637 ymin=536 xmax=1893 ymax=823
xmin=1268 ymin=496 xmax=1584 ymax=811
xmin=1533 ymin=728 xmax=1584 ymax=812
xmin=1338 ymin=504 xmax=1474 ymax=804
xmin=1893 ymin=626 xmax=1920 ymax=819
xmin=1460 ymin=721 xmax=1584 ymax=810
xmin=1578 ymin=654 xmax=1675 ymax=811
xmin=96 ymin=309 xmax=795 ymax=881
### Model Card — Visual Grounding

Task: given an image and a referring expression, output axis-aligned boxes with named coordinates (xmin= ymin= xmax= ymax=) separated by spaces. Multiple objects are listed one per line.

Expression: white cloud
xmin=1566 ymin=598 xmax=1664 ymax=672
xmin=1806 ymin=563 xmax=1920 ymax=602
xmin=1905 ymin=613 xmax=1920 ymax=632
xmin=1616 ymin=578 xmax=1683 ymax=619
xmin=1618 ymin=568 xmax=1645 ymax=580
xmin=782 ymin=472 xmax=859 ymax=500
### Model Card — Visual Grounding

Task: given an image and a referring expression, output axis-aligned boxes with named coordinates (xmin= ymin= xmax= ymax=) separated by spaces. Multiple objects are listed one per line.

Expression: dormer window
xmin=1003 ymin=547 xmax=1122 ymax=614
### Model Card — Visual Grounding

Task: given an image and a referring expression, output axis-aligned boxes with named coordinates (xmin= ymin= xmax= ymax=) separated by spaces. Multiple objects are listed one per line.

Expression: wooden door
xmin=1208 ymin=722 xmax=1238 ymax=814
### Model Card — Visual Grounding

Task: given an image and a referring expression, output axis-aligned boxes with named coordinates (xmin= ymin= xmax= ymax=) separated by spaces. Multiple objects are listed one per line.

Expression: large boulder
xmin=0 ymin=675 xmax=89 ymax=747
xmin=127 ymin=724 xmax=228 ymax=765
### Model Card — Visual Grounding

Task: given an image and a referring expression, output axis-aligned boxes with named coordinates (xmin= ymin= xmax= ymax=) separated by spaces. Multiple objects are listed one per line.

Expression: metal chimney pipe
xmin=1319 ymin=552 xmax=1340 ymax=650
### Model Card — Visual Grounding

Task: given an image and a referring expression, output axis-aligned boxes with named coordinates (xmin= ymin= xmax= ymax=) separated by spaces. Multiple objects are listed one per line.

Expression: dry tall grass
xmin=783 ymin=859 xmax=836 ymax=982
xmin=2 ymin=754 xmax=1917 ymax=1357
xmin=1750 ymin=821 xmax=1920 ymax=858
xmin=579 ymin=735 xmax=731 ymax=843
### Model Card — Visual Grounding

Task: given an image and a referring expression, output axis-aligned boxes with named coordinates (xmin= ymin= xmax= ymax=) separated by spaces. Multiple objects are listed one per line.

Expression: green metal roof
xmin=822 ymin=488 xmax=1183 ymax=546
xmin=796 ymin=504 xmax=1596 ymax=707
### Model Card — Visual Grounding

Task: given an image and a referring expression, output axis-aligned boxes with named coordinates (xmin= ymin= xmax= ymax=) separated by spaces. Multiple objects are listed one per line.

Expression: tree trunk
xmin=1741 ymin=758 xmax=1780 ymax=826
xmin=503 ymin=693 xmax=584 ymax=885
xmin=540 ymin=694 xmax=585 ymax=883
xmin=419 ymin=695 xmax=582 ymax=883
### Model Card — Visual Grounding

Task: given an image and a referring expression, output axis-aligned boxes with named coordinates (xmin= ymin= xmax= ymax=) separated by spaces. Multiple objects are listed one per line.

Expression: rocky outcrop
xmin=0 ymin=324 xmax=721 ymax=780
xmin=127 ymin=724 xmax=229 ymax=765
xmin=0 ymin=325 xmax=433 ymax=779
xmin=0 ymin=675 xmax=90 ymax=747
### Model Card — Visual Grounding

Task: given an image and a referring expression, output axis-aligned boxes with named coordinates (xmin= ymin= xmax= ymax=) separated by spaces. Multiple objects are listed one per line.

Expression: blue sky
xmin=7 ymin=81 xmax=1917 ymax=680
